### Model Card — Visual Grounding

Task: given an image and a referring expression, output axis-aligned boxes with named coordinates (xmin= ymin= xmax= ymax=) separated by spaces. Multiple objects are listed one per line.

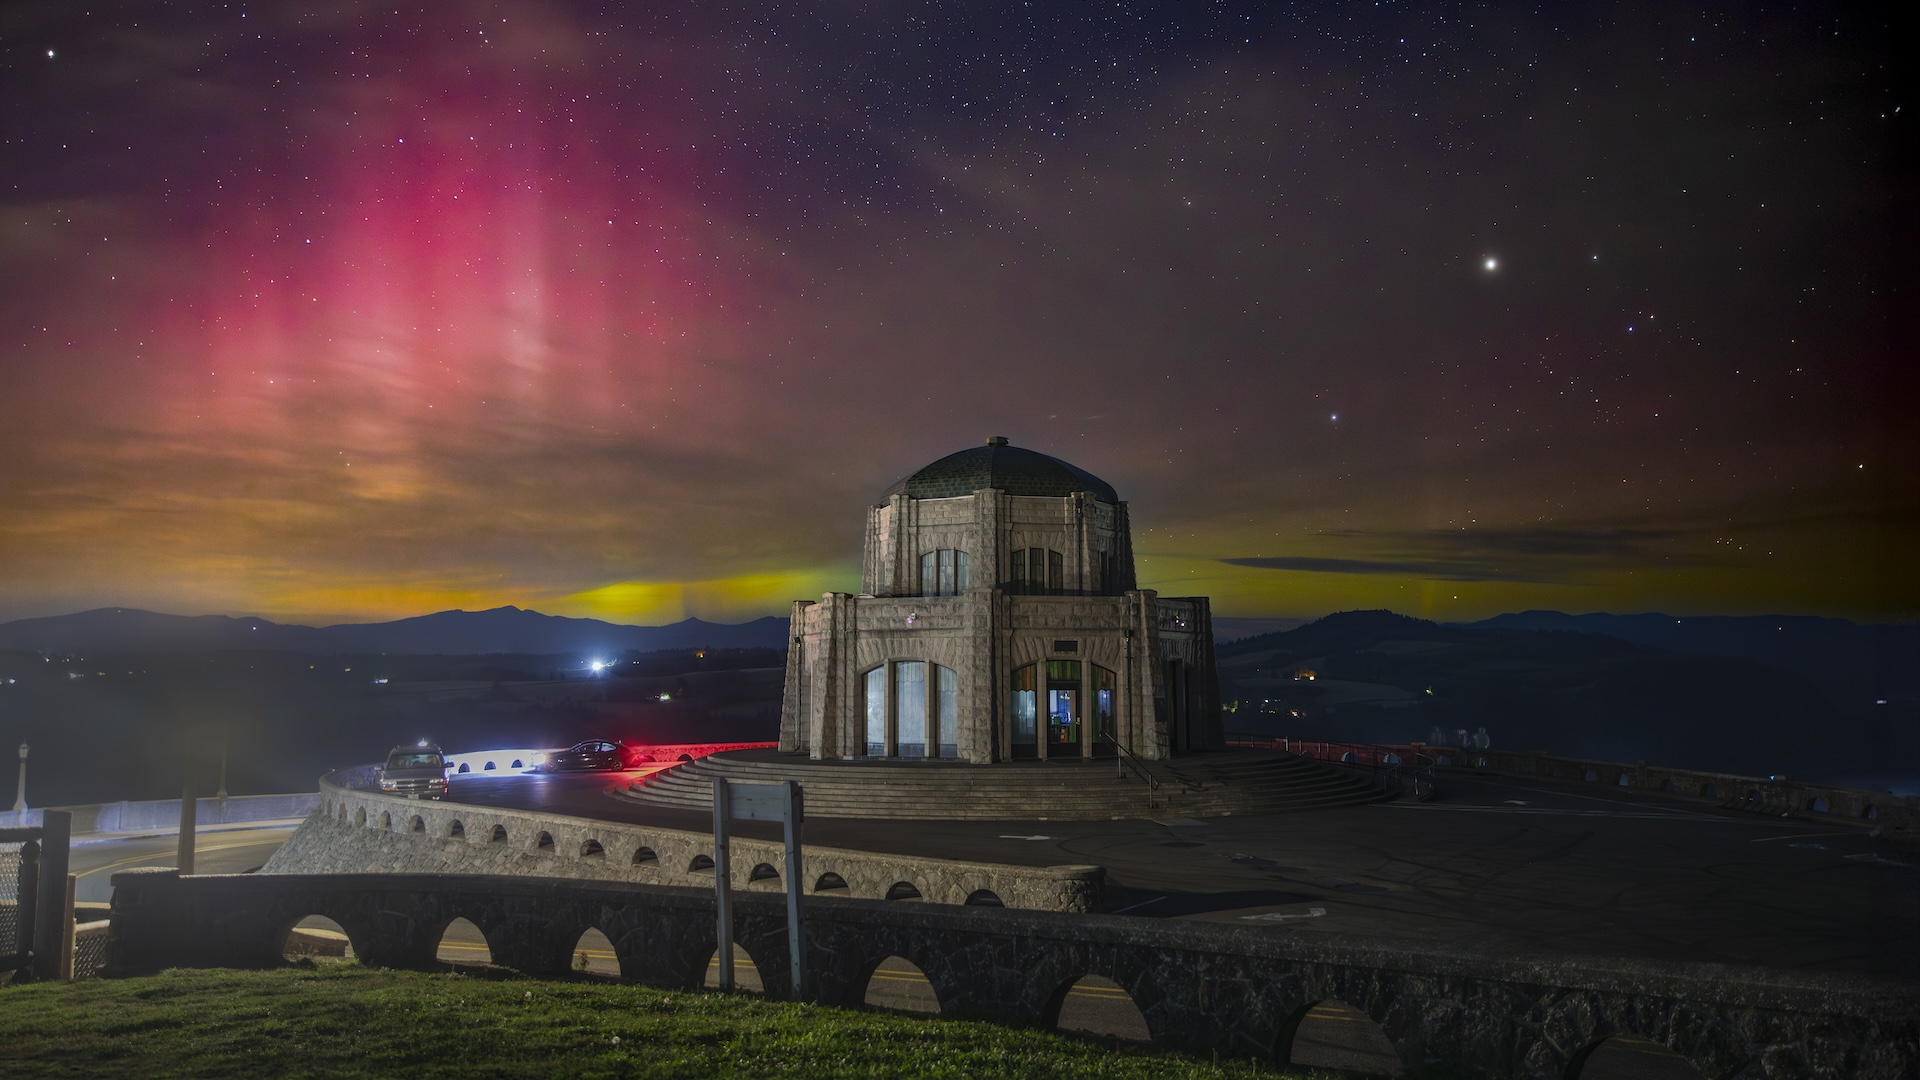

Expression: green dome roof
xmin=881 ymin=437 xmax=1120 ymax=504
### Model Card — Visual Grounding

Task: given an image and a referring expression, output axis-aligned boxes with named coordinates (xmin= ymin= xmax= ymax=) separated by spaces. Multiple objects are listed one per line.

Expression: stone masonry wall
xmin=263 ymin=773 xmax=1102 ymax=913
xmin=108 ymin=867 xmax=1920 ymax=1080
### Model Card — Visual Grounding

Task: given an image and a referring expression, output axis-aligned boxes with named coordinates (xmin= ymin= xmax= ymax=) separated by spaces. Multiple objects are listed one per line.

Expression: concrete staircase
xmin=613 ymin=749 xmax=1388 ymax=820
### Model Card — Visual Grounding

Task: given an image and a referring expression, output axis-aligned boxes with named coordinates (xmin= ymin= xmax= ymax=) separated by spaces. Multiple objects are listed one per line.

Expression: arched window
xmin=1013 ymin=662 xmax=1114 ymax=758
xmin=864 ymin=661 xmax=961 ymax=759
xmin=864 ymin=667 xmax=887 ymax=756
xmin=918 ymin=549 xmax=969 ymax=596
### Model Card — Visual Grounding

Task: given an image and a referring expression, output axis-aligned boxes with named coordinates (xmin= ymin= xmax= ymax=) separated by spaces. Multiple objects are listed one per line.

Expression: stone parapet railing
xmin=1429 ymin=748 xmax=1920 ymax=838
xmin=266 ymin=768 xmax=1102 ymax=913
xmin=105 ymin=867 xmax=1920 ymax=1080
xmin=0 ymin=792 xmax=320 ymax=833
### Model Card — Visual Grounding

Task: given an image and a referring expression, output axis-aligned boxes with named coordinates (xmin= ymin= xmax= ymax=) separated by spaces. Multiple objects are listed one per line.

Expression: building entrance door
xmin=1047 ymin=660 xmax=1082 ymax=753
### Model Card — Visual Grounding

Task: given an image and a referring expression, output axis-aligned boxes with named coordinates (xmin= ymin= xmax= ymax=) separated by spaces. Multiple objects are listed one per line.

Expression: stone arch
xmin=1662 ymin=779 xmax=1678 ymax=793
xmin=861 ymin=953 xmax=941 ymax=1014
xmin=678 ymin=753 xmax=693 ymax=762
xmin=1701 ymin=783 xmax=1718 ymax=799
xmin=1865 ymin=804 xmax=1879 ymax=822
xmin=449 ymin=819 xmax=465 ymax=838
xmin=581 ymin=839 xmax=606 ymax=859
xmin=483 ymin=760 xmax=497 ymax=771
xmin=814 ymin=872 xmax=849 ymax=893
xmin=457 ymin=762 xmax=470 ymax=773
xmin=278 ymin=914 xmax=356 ymax=964
xmin=1810 ymin=796 xmax=1830 ymax=813
xmin=631 ymin=845 xmax=658 ymax=866
xmin=535 ymin=831 xmax=555 ymax=852
xmin=354 ymin=807 xmax=367 ymax=827
xmin=379 ymin=810 xmax=392 ymax=830
xmin=490 ymin=824 xmax=509 ymax=844
xmin=702 ymin=942 xmax=764 ymax=993
xmin=409 ymin=815 xmax=425 ymax=833
xmin=964 ymin=889 xmax=1004 ymax=907
xmin=689 ymin=853 xmax=715 ymax=873
xmin=1536 ymin=994 xmax=1733 ymax=1080
xmin=434 ymin=915 xmax=492 ymax=968
xmin=884 ymin=881 xmax=923 ymax=901
xmin=1568 ymin=1034 xmax=1707 ymax=1079
xmin=568 ymin=926 xmax=620 ymax=978
xmin=748 ymin=862 xmax=780 ymax=884
xmin=1045 ymin=973 xmax=1151 ymax=1043
xmin=1584 ymin=768 xmax=1599 ymax=782
xmin=1277 ymin=998 xmax=1404 ymax=1076
xmin=1618 ymin=772 xmax=1633 ymax=787
xmin=511 ymin=758 xmax=524 ymax=769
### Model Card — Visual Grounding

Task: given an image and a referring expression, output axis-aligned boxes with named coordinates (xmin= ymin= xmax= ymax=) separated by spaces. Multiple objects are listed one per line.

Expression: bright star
xmin=1483 ymin=257 xmax=1498 ymax=271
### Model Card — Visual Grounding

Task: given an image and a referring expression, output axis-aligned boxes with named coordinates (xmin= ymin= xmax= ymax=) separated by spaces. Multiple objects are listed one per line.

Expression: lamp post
xmin=12 ymin=742 xmax=25 ymax=813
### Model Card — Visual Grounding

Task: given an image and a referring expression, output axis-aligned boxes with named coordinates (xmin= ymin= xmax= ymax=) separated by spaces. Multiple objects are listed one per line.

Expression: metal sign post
xmin=711 ymin=777 xmax=806 ymax=999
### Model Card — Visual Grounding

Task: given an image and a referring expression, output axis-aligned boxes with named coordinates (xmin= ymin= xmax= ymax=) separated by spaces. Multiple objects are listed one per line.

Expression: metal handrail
xmin=1097 ymin=733 xmax=1159 ymax=794
xmin=1224 ymin=735 xmax=1437 ymax=801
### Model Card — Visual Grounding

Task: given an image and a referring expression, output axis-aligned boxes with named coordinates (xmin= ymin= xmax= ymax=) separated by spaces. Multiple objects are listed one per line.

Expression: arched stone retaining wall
xmin=265 ymin=770 xmax=1100 ymax=912
xmin=105 ymin=868 xmax=1918 ymax=1079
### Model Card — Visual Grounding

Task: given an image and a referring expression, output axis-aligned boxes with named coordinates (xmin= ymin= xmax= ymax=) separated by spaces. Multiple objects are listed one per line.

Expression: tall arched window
xmin=863 ymin=662 xmax=960 ymax=759
xmin=1011 ymin=661 xmax=1118 ymax=757
xmin=864 ymin=667 xmax=886 ymax=756
xmin=919 ymin=549 xmax=969 ymax=596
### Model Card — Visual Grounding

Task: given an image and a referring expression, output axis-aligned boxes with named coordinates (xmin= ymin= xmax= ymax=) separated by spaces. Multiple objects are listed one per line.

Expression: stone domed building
xmin=779 ymin=437 xmax=1220 ymax=763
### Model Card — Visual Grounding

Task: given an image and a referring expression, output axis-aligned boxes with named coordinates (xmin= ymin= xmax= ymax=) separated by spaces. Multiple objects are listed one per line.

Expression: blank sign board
xmin=725 ymin=780 xmax=797 ymax=823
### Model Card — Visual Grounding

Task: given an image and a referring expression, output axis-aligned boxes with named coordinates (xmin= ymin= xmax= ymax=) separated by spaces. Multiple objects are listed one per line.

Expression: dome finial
xmin=986 ymin=435 xmax=1009 ymax=447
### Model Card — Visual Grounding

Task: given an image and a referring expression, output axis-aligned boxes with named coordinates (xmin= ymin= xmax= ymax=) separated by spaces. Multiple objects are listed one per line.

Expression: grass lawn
xmin=0 ymin=962 xmax=1320 ymax=1079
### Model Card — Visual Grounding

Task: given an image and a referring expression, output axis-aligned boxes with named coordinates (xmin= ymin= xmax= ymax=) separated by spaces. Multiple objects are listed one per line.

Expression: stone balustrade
xmin=264 ymin=769 xmax=1101 ymax=912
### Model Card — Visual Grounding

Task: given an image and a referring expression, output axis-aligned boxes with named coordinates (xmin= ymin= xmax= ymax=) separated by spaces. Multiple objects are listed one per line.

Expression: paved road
xmin=68 ymin=823 xmax=300 ymax=904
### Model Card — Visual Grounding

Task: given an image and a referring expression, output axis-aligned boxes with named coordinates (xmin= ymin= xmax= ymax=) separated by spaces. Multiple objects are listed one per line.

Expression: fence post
xmin=13 ymin=837 xmax=38 ymax=981
xmin=58 ymin=874 xmax=76 ymax=981
xmin=712 ymin=777 xmax=733 ymax=992
xmin=177 ymin=781 xmax=196 ymax=875
xmin=31 ymin=809 xmax=70 ymax=981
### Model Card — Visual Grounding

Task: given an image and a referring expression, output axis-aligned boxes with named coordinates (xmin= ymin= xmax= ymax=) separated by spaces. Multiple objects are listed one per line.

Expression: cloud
xmin=1223 ymin=525 xmax=1707 ymax=584
xmin=1221 ymin=555 xmax=1562 ymax=584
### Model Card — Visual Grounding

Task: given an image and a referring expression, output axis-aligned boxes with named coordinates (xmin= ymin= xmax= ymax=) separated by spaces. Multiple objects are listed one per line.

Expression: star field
xmin=0 ymin=2 xmax=1909 ymax=625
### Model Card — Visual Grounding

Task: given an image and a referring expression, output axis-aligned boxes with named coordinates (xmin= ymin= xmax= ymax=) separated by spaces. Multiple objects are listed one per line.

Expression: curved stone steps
xmin=614 ymin=750 xmax=1386 ymax=820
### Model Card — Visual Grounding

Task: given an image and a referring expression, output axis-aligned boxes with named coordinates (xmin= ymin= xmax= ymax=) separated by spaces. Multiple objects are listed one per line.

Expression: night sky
xmin=0 ymin=3 xmax=1910 ymax=627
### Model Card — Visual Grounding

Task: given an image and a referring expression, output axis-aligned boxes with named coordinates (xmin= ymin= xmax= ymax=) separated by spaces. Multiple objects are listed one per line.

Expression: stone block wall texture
xmin=262 ymin=773 xmax=1101 ymax=913
xmin=106 ymin=867 xmax=1920 ymax=1080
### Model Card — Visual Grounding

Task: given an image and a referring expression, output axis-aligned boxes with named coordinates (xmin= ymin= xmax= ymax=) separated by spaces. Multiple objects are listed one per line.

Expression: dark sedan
xmin=538 ymin=739 xmax=632 ymax=772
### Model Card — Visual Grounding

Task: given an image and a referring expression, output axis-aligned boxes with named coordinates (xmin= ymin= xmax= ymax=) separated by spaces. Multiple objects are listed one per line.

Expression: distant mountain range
xmin=1216 ymin=609 xmax=1919 ymax=780
xmin=1461 ymin=610 xmax=1918 ymax=709
xmin=0 ymin=606 xmax=791 ymax=656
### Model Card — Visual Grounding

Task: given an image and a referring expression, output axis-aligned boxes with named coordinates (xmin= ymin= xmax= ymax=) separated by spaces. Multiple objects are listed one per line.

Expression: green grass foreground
xmin=0 ymin=963 xmax=1318 ymax=1079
